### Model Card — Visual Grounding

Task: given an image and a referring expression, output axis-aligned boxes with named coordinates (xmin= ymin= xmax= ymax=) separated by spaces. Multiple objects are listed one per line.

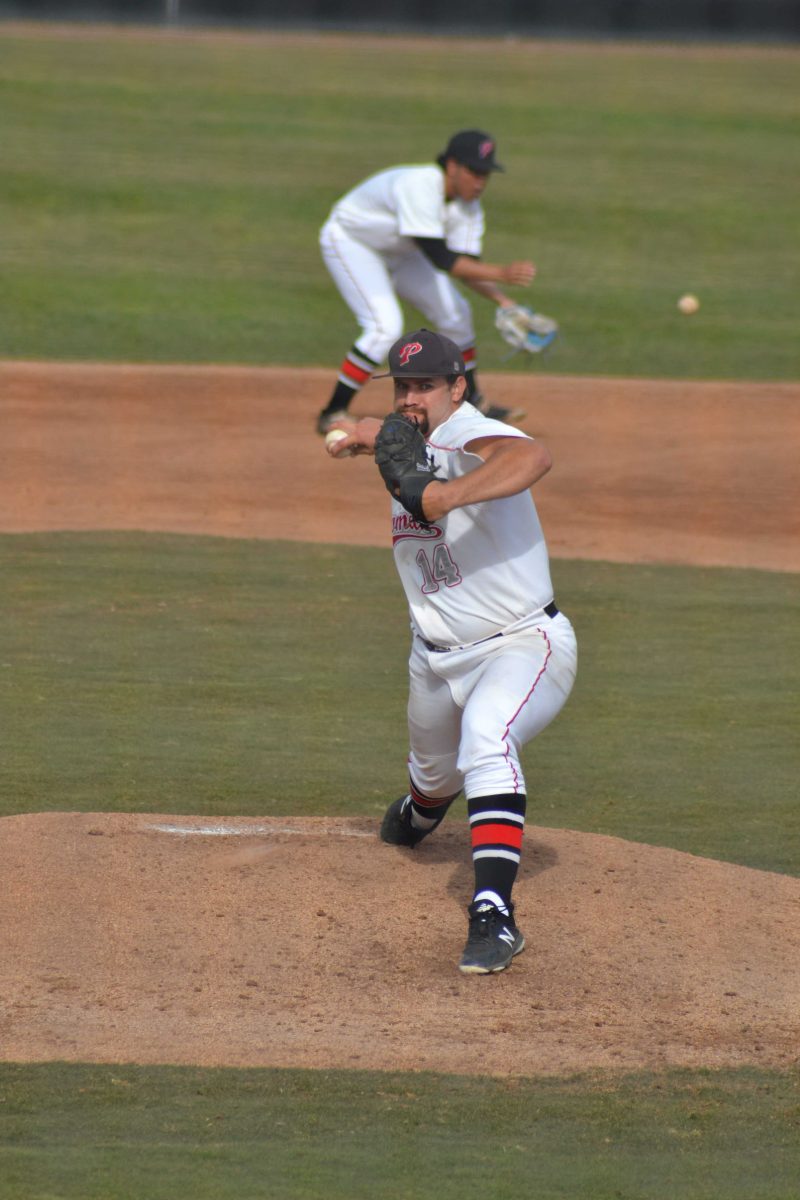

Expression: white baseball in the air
xmin=678 ymin=293 xmax=700 ymax=315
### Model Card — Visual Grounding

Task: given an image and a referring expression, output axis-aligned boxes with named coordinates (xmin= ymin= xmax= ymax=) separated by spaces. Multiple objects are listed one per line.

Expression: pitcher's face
xmin=393 ymin=376 xmax=467 ymax=436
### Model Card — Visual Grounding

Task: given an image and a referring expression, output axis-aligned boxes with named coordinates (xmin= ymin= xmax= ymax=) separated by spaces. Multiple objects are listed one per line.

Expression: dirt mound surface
xmin=2 ymin=812 xmax=798 ymax=1077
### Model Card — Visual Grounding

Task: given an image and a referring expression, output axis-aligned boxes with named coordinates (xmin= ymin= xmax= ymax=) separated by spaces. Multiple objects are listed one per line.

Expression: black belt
xmin=421 ymin=602 xmax=559 ymax=653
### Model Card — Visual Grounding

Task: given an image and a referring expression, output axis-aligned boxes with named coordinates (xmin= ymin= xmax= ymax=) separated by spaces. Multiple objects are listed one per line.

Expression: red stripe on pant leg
xmin=462 ymin=347 xmax=476 ymax=366
xmin=471 ymin=823 xmax=524 ymax=850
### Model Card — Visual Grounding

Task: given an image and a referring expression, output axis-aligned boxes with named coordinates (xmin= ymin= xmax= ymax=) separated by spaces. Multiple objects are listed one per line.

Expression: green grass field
xmin=1 ymin=26 xmax=799 ymax=378
xmin=2 ymin=533 xmax=798 ymax=874
xmin=1 ymin=22 xmax=798 ymax=1200
xmin=2 ymin=1063 xmax=799 ymax=1200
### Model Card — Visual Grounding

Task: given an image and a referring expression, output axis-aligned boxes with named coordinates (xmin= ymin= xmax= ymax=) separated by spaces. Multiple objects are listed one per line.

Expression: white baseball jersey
xmin=391 ymin=403 xmax=555 ymax=649
xmin=330 ymin=164 xmax=485 ymax=257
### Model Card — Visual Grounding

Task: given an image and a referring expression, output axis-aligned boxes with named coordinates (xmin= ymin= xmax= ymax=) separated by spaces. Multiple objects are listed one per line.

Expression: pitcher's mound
xmin=2 ymin=812 xmax=798 ymax=1076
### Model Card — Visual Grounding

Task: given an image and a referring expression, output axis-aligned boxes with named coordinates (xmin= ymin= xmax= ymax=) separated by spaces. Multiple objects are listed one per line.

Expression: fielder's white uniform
xmin=320 ymin=165 xmax=483 ymax=367
xmin=391 ymin=403 xmax=578 ymax=802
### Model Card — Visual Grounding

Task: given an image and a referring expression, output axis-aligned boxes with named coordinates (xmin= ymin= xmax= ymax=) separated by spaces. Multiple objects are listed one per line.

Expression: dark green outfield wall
xmin=4 ymin=0 xmax=800 ymax=39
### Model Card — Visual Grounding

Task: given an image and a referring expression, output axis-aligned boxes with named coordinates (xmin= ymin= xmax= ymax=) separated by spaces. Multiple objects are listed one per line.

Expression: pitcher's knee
xmin=407 ymin=751 xmax=461 ymax=798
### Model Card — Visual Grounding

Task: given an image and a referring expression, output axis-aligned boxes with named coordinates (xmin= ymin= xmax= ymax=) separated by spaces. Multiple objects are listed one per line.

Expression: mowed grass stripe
xmin=0 ymin=1062 xmax=798 ymax=1200
xmin=2 ymin=532 xmax=797 ymax=875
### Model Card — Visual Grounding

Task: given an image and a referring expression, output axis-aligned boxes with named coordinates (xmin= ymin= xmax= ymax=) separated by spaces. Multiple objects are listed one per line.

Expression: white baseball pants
xmin=406 ymin=611 xmax=578 ymax=800
xmin=320 ymin=218 xmax=476 ymax=364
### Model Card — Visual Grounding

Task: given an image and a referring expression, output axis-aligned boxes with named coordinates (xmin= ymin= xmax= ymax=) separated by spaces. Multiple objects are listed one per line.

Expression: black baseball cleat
xmin=316 ymin=408 xmax=351 ymax=435
xmin=458 ymin=902 xmax=525 ymax=975
xmin=380 ymin=795 xmax=429 ymax=848
xmin=472 ymin=393 xmax=526 ymax=425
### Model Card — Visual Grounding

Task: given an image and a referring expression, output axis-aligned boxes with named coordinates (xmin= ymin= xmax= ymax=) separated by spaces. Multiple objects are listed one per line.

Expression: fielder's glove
xmin=495 ymin=304 xmax=558 ymax=354
xmin=374 ymin=413 xmax=441 ymax=524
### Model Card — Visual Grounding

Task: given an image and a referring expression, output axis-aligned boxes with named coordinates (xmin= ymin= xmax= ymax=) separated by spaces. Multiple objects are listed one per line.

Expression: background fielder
xmin=328 ymin=329 xmax=577 ymax=974
xmin=317 ymin=129 xmax=537 ymax=433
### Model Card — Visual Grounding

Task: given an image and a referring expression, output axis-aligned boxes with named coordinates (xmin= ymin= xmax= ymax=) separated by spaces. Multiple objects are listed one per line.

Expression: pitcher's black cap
xmin=436 ymin=129 xmax=504 ymax=173
xmin=375 ymin=329 xmax=466 ymax=379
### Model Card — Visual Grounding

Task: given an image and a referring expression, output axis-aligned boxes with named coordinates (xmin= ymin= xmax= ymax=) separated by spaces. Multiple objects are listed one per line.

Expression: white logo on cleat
xmin=498 ymin=927 xmax=515 ymax=947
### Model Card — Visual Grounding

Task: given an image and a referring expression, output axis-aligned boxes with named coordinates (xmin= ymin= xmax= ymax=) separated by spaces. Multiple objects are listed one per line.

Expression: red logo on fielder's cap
xmin=399 ymin=341 xmax=423 ymax=366
xmin=435 ymin=131 xmax=504 ymax=174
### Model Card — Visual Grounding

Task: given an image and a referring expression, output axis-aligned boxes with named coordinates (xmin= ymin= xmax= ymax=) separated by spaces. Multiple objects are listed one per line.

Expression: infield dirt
xmin=1 ymin=362 xmax=798 ymax=1076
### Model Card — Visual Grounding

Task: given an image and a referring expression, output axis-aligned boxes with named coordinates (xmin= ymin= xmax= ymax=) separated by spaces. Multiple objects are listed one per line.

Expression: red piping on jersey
xmin=427 ymin=430 xmax=522 ymax=453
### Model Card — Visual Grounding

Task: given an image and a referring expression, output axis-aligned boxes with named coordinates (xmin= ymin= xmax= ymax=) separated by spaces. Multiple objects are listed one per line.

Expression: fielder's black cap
xmin=436 ymin=129 xmax=504 ymax=173
xmin=375 ymin=329 xmax=466 ymax=379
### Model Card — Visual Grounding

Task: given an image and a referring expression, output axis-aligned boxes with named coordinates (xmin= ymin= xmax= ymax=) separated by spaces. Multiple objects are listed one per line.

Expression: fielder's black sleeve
xmin=413 ymin=237 xmax=459 ymax=272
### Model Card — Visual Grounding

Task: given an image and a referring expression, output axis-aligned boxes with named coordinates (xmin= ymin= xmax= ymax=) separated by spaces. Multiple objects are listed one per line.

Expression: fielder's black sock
xmin=322 ymin=379 xmax=358 ymax=416
xmin=468 ymin=792 xmax=527 ymax=912
xmin=464 ymin=365 xmax=480 ymax=403
xmin=322 ymin=345 xmax=380 ymax=415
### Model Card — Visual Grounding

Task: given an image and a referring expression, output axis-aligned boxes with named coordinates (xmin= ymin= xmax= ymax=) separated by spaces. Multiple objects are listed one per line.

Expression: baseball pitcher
xmin=327 ymin=329 xmax=577 ymax=974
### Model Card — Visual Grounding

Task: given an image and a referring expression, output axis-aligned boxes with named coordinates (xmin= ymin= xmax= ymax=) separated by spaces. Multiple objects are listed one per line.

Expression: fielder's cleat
xmin=473 ymin=394 xmax=526 ymax=425
xmin=458 ymin=901 xmax=525 ymax=975
xmin=316 ymin=408 xmax=351 ymax=436
xmin=380 ymin=795 xmax=428 ymax=848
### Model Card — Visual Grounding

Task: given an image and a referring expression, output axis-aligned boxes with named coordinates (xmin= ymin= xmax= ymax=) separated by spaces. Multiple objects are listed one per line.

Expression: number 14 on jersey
xmin=416 ymin=545 xmax=462 ymax=593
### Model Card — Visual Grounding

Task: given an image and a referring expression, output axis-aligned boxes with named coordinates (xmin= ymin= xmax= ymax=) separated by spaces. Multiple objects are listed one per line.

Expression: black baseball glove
xmin=374 ymin=413 xmax=441 ymax=523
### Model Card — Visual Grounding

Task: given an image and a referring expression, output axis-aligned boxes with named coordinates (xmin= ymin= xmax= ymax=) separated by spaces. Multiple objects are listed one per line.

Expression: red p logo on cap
xmin=399 ymin=341 xmax=423 ymax=366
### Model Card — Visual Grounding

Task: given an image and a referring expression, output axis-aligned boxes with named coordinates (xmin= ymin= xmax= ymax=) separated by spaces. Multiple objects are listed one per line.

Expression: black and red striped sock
xmin=408 ymin=780 xmax=460 ymax=837
xmin=468 ymin=793 xmax=526 ymax=914
xmin=322 ymin=345 xmax=379 ymax=415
